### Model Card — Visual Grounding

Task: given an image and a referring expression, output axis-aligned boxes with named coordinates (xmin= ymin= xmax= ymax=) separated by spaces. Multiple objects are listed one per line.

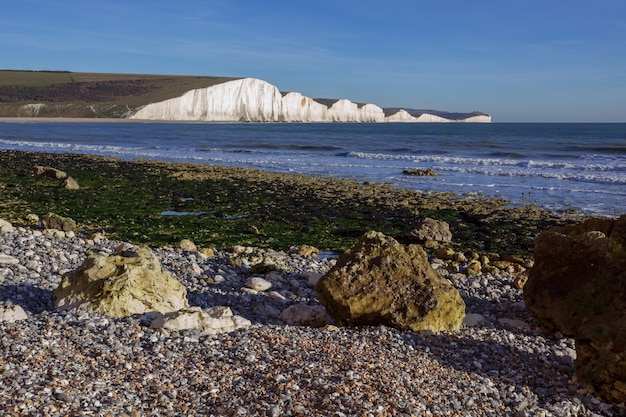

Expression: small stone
xmin=91 ymin=232 xmax=106 ymax=242
xmin=268 ymin=291 xmax=287 ymax=301
xmin=177 ymin=239 xmax=197 ymax=251
xmin=423 ymin=240 xmax=439 ymax=250
xmin=463 ymin=313 xmax=489 ymax=327
xmin=247 ymin=277 xmax=272 ymax=292
xmin=492 ymin=261 xmax=515 ymax=273
xmin=302 ymin=271 xmax=324 ymax=287
xmin=503 ymin=255 xmax=524 ymax=264
xmin=280 ymin=304 xmax=328 ymax=327
xmin=25 ymin=213 xmax=40 ymax=225
xmin=466 ymin=260 xmax=482 ymax=276
xmin=436 ymin=247 xmax=455 ymax=260
xmin=0 ymin=219 xmax=14 ymax=233
xmin=0 ymin=254 xmax=19 ymax=265
xmin=297 ymin=245 xmax=319 ymax=257
xmin=513 ymin=273 xmax=528 ymax=289
xmin=482 ymin=265 xmax=500 ymax=275
xmin=453 ymin=252 xmax=467 ymax=262
xmin=62 ymin=176 xmax=80 ymax=190
xmin=199 ymin=248 xmax=215 ymax=258
xmin=0 ymin=302 xmax=28 ymax=322
xmin=485 ymin=252 xmax=501 ymax=261
xmin=232 ymin=245 xmax=247 ymax=254
xmin=200 ymin=275 xmax=214 ymax=284
xmin=114 ymin=242 xmax=137 ymax=254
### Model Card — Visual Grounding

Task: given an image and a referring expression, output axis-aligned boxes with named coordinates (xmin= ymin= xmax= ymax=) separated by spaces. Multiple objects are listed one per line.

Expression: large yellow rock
xmin=54 ymin=247 xmax=188 ymax=318
xmin=315 ymin=231 xmax=465 ymax=332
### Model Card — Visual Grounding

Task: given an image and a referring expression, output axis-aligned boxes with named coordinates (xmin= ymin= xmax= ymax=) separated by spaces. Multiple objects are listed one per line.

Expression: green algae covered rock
xmin=315 ymin=231 xmax=465 ymax=332
xmin=54 ymin=246 xmax=188 ymax=318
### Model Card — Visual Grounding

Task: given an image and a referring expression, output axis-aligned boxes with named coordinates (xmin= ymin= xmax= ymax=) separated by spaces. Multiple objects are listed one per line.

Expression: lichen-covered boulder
xmin=54 ymin=246 xmax=188 ymax=318
xmin=524 ymin=214 xmax=626 ymax=403
xmin=315 ymin=231 xmax=465 ymax=332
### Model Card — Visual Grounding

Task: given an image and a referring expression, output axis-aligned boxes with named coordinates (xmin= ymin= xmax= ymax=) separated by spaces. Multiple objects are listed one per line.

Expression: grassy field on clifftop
xmin=0 ymin=151 xmax=577 ymax=257
xmin=0 ymin=70 xmax=239 ymax=118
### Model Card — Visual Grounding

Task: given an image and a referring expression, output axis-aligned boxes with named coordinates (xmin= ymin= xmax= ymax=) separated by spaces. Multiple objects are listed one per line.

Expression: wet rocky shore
xmin=0 ymin=150 xmax=580 ymax=257
xmin=0 ymin=150 xmax=621 ymax=415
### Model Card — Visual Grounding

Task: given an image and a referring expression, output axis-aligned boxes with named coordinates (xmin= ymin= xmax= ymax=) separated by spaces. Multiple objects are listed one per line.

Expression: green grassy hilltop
xmin=0 ymin=70 xmax=239 ymax=118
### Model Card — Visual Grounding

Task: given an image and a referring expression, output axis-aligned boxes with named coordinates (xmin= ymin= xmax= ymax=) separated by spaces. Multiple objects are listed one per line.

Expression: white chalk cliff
xmin=383 ymin=109 xmax=491 ymax=123
xmin=131 ymin=78 xmax=490 ymax=123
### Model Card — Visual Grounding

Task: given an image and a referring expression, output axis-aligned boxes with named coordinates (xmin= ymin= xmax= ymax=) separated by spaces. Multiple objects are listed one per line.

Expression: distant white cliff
xmin=383 ymin=109 xmax=491 ymax=123
xmin=131 ymin=78 xmax=490 ymax=123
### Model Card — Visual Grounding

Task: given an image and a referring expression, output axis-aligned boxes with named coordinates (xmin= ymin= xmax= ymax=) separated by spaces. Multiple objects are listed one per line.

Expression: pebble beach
xmin=0 ymin=226 xmax=622 ymax=416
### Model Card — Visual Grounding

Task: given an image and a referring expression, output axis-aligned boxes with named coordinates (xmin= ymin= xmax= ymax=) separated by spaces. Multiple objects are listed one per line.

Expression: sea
xmin=0 ymin=121 xmax=624 ymax=217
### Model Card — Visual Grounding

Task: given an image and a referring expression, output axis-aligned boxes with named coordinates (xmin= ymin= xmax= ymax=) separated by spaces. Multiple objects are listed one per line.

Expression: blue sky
xmin=2 ymin=0 xmax=625 ymax=122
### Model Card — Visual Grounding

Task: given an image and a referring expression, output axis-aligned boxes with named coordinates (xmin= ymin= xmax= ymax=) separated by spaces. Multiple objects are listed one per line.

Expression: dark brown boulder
xmin=524 ymin=214 xmax=626 ymax=403
xmin=524 ymin=215 xmax=626 ymax=335
xmin=575 ymin=316 xmax=626 ymax=403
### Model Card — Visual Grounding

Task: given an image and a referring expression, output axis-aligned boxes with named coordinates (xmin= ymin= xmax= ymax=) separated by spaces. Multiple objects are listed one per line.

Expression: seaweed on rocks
xmin=0 ymin=150 xmax=579 ymax=257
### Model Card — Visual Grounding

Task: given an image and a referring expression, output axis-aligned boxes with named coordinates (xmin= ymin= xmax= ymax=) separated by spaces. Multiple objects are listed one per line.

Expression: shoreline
xmin=1 ymin=120 xmax=623 ymax=220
